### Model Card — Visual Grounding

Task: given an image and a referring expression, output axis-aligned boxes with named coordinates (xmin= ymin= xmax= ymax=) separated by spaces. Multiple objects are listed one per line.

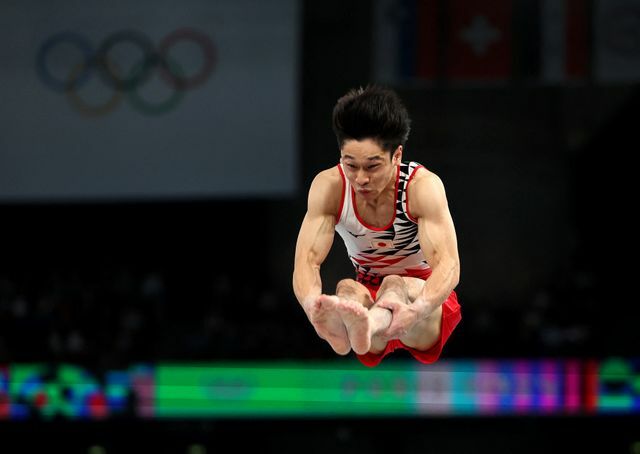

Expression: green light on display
xmin=155 ymin=361 xmax=417 ymax=417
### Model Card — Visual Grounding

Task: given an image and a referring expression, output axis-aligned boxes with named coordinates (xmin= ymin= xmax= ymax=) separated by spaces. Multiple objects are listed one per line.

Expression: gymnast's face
xmin=340 ymin=138 xmax=401 ymax=201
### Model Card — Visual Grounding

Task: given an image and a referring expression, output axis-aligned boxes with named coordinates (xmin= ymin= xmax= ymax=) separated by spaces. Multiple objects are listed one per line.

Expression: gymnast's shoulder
xmin=306 ymin=166 xmax=343 ymax=216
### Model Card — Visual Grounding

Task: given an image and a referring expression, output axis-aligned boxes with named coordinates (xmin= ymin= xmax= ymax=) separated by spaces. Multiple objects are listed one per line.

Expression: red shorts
xmin=355 ymin=287 xmax=461 ymax=367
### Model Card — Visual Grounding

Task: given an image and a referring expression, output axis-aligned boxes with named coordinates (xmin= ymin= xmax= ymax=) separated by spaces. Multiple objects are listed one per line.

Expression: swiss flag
xmin=445 ymin=0 xmax=512 ymax=81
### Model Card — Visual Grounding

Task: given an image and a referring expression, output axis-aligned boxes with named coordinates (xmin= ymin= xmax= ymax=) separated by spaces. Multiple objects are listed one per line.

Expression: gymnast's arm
xmin=293 ymin=169 xmax=340 ymax=318
xmin=409 ymin=169 xmax=460 ymax=319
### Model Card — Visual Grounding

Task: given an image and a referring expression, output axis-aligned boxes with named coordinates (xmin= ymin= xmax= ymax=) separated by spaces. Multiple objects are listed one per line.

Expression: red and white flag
xmin=445 ymin=0 xmax=512 ymax=82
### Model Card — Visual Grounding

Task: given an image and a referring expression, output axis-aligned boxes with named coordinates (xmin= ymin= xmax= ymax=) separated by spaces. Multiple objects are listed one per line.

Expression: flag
xmin=373 ymin=0 xmax=439 ymax=83
xmin=445 ymin=0 xmax=512 ymax=81
xmin=373 ymin=0 xmax=512 ymax=84
xmin=540 ymin=0 xmax=589 ymax=83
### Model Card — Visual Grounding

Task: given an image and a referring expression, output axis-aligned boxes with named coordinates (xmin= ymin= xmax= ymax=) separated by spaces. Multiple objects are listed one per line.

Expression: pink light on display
xmin=133 ymin=373 xmax=155 ymax=418
xmin=565 ymin=360 xmax=581 ymax=414
xmin=0 ymin=366 xmax=8 ymax=419
xmin=514 ymin=360 xmax=532 ymax=413
xmin=476 ymin=361 xmax=500 ymax=414
xmin=540 ymin=361 xmax=560 ymax=413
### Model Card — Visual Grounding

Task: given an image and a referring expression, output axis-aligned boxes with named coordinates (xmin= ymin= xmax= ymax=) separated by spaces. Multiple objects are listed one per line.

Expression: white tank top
xmin=334 ymin=161 xmax=431 ymax=289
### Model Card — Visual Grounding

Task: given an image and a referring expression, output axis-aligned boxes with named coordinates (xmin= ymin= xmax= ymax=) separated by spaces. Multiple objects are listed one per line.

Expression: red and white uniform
xmin=335 ymin=160 xmax=430 ymax=292
xmin=334 ymin=160 xmax=462 ymax=367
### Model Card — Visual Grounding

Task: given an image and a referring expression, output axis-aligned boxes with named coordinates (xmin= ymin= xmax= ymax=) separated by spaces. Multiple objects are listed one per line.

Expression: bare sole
xmin=334 ymin=298 xmax=371 ymax=355
xmin=310 ymin=295 xmax=351 ymax=355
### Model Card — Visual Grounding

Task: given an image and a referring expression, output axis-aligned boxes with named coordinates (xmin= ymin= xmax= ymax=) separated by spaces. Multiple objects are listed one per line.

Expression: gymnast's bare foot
xmin=334 ymin=298 xmax=372 ymax=355
xmin=308 ymin=295 xmax=351 ymax=355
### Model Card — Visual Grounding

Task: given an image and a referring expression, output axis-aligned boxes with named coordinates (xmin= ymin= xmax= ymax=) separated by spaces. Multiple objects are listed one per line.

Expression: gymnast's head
xmin=331 ymin=84 xmax=411 ymax=159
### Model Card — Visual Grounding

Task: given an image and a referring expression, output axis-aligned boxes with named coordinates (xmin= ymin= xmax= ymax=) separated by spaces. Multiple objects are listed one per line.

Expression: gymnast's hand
xmin=375 ymin=298 xmax=424 ymax=339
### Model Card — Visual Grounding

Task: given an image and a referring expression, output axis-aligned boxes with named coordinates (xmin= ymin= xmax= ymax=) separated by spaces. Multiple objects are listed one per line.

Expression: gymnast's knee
xmin=336 ymin=278 xmax=359 ymax=292
xmin=380 ymin=274 xmax=404 ymax=287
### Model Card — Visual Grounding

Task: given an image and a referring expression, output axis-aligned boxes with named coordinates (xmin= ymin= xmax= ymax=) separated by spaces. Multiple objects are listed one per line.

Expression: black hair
xmin=332 ymin=84 xmax=411 ymax=153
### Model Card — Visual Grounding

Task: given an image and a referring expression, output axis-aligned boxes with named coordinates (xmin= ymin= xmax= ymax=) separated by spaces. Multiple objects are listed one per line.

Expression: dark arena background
xmin=1 ymin=1 xmax=639 ymax=452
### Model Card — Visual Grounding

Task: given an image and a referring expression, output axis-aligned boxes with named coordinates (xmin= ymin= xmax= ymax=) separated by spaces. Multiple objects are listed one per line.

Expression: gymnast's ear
xmin=392 ymin=146 xmax=402 ymax=164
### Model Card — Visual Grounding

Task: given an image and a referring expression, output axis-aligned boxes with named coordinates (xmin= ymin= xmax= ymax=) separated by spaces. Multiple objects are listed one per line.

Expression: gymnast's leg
xmin=322 ymin=279 xmax=393 ymax=355
xmin=316 ymin=275 xmax=442 ymax=356
xmin=374 ymin=275 xmax=443 ymax=352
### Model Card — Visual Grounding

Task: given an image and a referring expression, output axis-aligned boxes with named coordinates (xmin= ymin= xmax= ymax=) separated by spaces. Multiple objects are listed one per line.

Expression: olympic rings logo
xmin=36 ymin=28 xmax=216 ymax=116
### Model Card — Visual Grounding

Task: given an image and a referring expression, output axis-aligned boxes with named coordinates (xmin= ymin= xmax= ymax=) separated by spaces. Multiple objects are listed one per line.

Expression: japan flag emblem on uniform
xmin=371 ymin=239 xmax=394 ymax=249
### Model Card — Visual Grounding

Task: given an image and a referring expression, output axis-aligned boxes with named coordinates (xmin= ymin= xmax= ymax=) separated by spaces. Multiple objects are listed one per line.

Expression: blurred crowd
xmin=0 ymin=259 xmax=624 ymax=366
xmin=0 ymin=266 xmax=320 ymax=367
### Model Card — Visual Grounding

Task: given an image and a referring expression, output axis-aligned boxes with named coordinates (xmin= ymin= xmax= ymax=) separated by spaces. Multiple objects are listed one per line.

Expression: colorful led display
xmin=0 ymin=358 xmax=637 ymax=419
